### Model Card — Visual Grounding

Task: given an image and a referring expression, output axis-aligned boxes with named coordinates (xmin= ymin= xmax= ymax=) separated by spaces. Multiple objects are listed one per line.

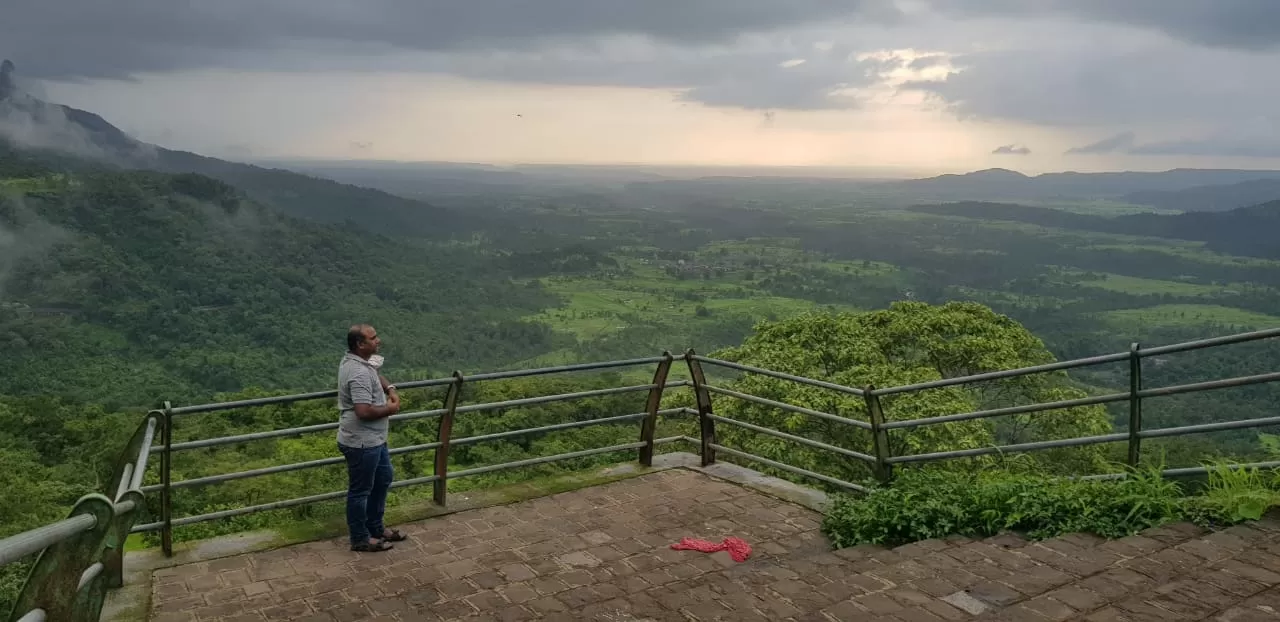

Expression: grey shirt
xmin=337 ymin=352 xmax=389 ymax=448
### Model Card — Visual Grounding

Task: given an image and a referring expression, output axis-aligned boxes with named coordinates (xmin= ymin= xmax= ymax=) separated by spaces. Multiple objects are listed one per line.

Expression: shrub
xmin=821 ymin=467 xmax=1184 ymax=548
xmin=1183 ymin=461 xmax=1280 ymax=528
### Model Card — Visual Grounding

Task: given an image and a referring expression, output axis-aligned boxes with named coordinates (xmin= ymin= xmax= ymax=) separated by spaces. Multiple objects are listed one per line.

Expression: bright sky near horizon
xmin=6 ymin=1 xmax=1280 ymax=175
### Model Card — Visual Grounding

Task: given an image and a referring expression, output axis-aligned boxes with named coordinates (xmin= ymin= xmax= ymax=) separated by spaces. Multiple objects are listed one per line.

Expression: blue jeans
xmin=338 ymin=442 xmax=393 ymax=546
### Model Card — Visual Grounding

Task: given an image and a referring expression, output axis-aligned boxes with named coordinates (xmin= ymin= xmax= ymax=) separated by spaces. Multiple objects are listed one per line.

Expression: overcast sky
xmin=3 ymin=0 xmax=1279 ymax=174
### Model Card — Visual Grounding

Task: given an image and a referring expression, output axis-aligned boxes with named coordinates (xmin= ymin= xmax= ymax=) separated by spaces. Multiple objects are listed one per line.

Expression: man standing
xmin=338 ymin=324 xmax=407 ymax=552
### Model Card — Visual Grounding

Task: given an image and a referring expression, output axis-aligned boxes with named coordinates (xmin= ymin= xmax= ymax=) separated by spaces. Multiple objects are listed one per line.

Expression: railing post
xmin=639 ymin=352 xmax=674 ymax=467
xmin=160 ymin=401 xmax=174 ymax=558
xmin=685 ymin=349 xmax=717 ymax=466
xmin=865 ymin=385 xmax=892 ymax=483
xmin=433 ymin=372 xmax=464 ymax=506
xmin=103 ymin=413 xmax=159 ymax=588
xmin=8 ymin=493 xmax=115 ymax=622
xmin=1128 ymin=342 xmax=1143 ymax=467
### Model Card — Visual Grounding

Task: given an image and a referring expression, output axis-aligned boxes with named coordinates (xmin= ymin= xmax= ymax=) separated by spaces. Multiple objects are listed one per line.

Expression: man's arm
xmin=379 ymin=374 xmax=399 ymax=408
xmin=351 ymin=373 xmax=399 ymax=421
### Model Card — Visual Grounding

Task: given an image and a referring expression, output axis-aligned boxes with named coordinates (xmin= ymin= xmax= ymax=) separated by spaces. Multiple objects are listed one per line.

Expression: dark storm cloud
xmin=0 ymin=0 xmax=893 ymax=80
xmin=924 ymin=0 xmax=1280 ymax=50
xmin=991 ymin=144 xmax=1031 ymax=155
xmin=1065 ymin=132 xmax=1137 ymax=155
xmin=410 ymin=40 xmax=898 ymax=110
xmin=903 ymin=43 xmax=1279 ymax=127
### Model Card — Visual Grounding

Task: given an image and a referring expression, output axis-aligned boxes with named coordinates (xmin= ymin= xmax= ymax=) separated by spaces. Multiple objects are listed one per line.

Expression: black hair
xmin=347 ymin=324 xmax=370 ymax=352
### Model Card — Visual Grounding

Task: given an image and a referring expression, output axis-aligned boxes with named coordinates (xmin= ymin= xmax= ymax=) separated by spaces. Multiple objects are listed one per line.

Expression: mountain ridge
xmin=908 ymin=199 xmax=1280 ymax=259
xmin=0 ymin=60 xmax=471 ymax=238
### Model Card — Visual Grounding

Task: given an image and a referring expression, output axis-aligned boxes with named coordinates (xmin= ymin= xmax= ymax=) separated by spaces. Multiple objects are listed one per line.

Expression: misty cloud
xmin=1 ymin=66 xmax=155 ymax=162
xmin=1065 ymin=132 xmax=1137 ymax=155
xmin=0 ymin=201 xmax=73 ymax=302
xmin=992 ymin=144 xmax=1031 ymax=156
xmin=1130 ymin=137 xmax=1280 ymax=159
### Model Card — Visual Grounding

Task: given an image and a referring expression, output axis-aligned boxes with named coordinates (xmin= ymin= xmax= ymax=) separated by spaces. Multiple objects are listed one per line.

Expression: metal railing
xmin=0 ymin=413 xmax=158 ymax=622
xmin=3 ymin=326 xmax=1280 ymax=621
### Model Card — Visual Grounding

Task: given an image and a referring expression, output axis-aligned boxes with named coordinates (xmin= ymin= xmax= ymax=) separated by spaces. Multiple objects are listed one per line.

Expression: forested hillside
xmin=910 ymin=200 xmax=1280 ymax=260
xmin=0 ymin=159 xmax=561 ymax=406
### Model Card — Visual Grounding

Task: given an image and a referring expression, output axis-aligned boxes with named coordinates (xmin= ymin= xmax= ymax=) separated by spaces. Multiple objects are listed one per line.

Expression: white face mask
xmin=368 ymin=354 xmax=385 ymax=369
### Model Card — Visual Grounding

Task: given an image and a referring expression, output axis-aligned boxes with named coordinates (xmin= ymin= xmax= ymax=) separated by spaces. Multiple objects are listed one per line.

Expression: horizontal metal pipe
xmin=1140 ymin=327 xmax=1280 ymax=357
xmin=113 ymin=500 xmax=136 ymax=516
xmin=452 ymin=383 xmax=664 ymax=415
xmin=146 ymin=441 xmax=446 ymax=492
xmin=1081 ymin=460 xmax=1280 ymax=481
xmin=653 ymin=436 xmax=684 ymax=446
xmin=78 ymin=562 xmax=103 ymax=591
xmin=1161 ymin=461 xmax=1280 ymax=478
xmin=161 ymin=382 xmax=683 ymax=453
xmin=151 ymin=409 xmax=682 ymax=492
xmin=704 ymin=385 xmax=873 ymax=430
xmin=694 ymin=356 xmax=865 ymax=396
xmin=452 ymin=412 xmax=650 ymax=447
xmin=448 ymin=443 xmax=647 ymax=479
xmin=886 ymin=433 xmax=1129 ymax=464
xmin=882 ymin=392 xmax=1130 ymax=431
xmin=1138 ymin=413 xmax=1280 ymax=439
xmin=708 ymin=444 xmax=867 ymax=492
xmin=463 ymin=356 xmax=669 ymax=382
xmin=168 ymin=356 xmax=672 ymax=416
xmin=709 ymin=414 xmax=876 ymax=463
xmin=874 ymin=352 xmax=1130 ymax=396
xmin=390 ymin=377 xmax=460 ymax=391
xmin=0 ymin=514 xmax=96 ymax=566
xmin=1137 ymin=371 xmax=1280 ymax=399
xmin=170 ymin=389 xmax=340 ymax=416
xmin=389 ymin=474 xmax=441 ymax=490
xmin=131 ymin=417 xmax=158 ymax=491
xmin=160 ymin=489 xmax=350 ymax=529
xmin=15 ymin=609 xmax=45 ymax=622
xmin=136 ymin=441 xmax=650 ymax=532
xmin=164 ymin=421 xmax=342 ymax=452
xmin=162 ymin=408 xmax=449 ymax=452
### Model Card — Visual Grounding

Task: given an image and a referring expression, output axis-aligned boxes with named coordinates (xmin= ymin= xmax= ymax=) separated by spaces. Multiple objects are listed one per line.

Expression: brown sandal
xmin=351 ymin=539 xmax=394 ymax=552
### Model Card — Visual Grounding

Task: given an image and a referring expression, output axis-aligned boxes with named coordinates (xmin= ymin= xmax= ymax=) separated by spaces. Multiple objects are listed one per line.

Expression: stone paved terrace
xmin=143 ymin=466 xmax=1280 ymax=621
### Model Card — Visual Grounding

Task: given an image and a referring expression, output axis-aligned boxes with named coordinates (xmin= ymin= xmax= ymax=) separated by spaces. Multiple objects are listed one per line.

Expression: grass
xmin=1019 ymin=199 xmax=1182 ymax=216
xmin=1064 ymin=271 xmax=1225 ymax=296
xmin=529 ymin=241 xmax=863 ymax=343
xmin=1100 ymin=304 xmax=1280 ymax=330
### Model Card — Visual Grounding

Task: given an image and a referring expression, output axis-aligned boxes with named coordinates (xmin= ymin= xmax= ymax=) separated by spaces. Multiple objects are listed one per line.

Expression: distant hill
xmin=0 ymin=60 xmax=471 ymax=238
xmin=1122 ymin=179 xmax=1280 ymax=212
xmin=895 ymin=168 xmax=1280 ymax=202
xmin=0 ymin=160 xmax=558 ymax=404
xmin=909 ymin=200 xmax=1280 ymax=260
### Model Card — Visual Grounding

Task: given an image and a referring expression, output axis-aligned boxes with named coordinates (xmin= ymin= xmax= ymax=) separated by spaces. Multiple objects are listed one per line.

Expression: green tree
xmin=709 ymin=301 xmax=1113 ymax=483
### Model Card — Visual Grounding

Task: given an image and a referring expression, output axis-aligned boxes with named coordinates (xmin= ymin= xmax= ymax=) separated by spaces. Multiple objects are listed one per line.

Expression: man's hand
xmin=353 ymin=387 xmax=400 ymax=420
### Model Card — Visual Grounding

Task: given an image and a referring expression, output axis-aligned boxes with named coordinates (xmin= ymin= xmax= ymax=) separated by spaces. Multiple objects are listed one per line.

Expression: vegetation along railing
xmin=3 ymin=327 xmax=1280 ymax=621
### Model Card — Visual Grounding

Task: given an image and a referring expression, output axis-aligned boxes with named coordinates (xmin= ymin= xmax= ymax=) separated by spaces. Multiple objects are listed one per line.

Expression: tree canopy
xmin=710 ymin=301 xmax=1114 ymax=483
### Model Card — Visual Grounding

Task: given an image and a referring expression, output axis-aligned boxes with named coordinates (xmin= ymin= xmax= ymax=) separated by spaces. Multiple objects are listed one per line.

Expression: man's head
xmin=347 ymin=324 xmax=381 ymax=358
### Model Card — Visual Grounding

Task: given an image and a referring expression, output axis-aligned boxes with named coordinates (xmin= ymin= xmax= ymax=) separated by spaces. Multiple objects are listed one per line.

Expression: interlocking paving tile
xmin=147 ymin=470 xmax=1280 ymax=621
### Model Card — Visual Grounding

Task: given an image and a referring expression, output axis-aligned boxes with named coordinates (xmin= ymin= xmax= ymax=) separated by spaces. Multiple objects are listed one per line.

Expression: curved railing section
xmin=0 ymin=412 xmax=158 ymax=622
xmin=2 ymin=327 xmax=1280 ymax=620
